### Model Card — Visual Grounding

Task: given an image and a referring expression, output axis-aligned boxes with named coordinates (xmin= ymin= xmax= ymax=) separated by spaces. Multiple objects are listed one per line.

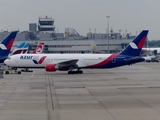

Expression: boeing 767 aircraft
xmin=4 ymin=30 xmax=148 ymax=74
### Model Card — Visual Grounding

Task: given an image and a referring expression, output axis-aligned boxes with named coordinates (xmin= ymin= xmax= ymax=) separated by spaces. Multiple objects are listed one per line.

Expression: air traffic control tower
xmin=38 ymin=16 xmax=55 ymax=32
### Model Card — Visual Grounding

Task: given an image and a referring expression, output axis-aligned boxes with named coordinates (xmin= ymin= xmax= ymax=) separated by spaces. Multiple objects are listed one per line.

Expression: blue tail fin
xmin=23 ymin=43 xmax=30 ymax=48
xmin=17 ymin=42 xmax=25 ymax=48
xmin=121 ymin=30 xmax=149 ymax=56
xmin=0 ymin=31 xmax=18 ymax=57
xmin=22 ymin=43 xmax=30 ymax=53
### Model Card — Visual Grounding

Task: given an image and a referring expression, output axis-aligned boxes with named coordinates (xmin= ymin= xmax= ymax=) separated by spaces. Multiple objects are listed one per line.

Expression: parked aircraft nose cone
xmin=4 ymin=59 xmax=9 ymax=65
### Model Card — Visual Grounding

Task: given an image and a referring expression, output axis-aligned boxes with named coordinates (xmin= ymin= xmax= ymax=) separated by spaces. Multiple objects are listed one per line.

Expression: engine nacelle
xmin=45 ymin=64 xmax=57 ymax=72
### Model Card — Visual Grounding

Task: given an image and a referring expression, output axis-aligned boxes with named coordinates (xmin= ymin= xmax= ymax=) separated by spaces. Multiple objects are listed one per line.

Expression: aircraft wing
xmin=53 ymin=59 xmax=79 ymax=70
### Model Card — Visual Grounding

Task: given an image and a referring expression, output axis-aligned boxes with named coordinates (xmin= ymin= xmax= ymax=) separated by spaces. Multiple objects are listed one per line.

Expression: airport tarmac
xmin=1 ymin=62 xmax=160 ymax=120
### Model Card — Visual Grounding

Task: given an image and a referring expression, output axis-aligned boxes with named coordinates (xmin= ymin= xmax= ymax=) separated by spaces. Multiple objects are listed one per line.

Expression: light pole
xmin=106 ymin=16 xmax=110 ymax=53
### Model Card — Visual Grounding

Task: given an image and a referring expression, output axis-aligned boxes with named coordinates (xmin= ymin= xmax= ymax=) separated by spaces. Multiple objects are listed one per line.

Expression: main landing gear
xmin=68 ymin=70 xmax=83 ymax=74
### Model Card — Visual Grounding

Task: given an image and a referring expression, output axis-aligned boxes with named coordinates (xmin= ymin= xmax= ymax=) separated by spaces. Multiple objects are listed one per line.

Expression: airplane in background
xmin=4 ymin=30 xmax=148 ymax=74
xmin=142 ymin=47 xmax=160 ymax=62
xmin=21 ymin=43 xmax=30 ymax=54
xmin=10 ymin=42 xmax=44 ymax=55
xmin=10 ymin=42 xmax=25 ymax=55
xmin=142 ymin=55 xmax=157 ymax=62
xmin=32 ymin=42 xmax=44 ymax=54
xmin=0 ymin=31 xmax=18 ymax=63
xmin=142 ymin=48 xmax=160 ymax=54
xmin=10 ymin=42 xmax=30 ymax=55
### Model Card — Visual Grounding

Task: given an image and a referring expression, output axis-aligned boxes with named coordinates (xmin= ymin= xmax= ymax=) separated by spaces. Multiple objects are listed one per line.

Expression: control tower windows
xmin=39 ymin=21 xmax=53 ymax=25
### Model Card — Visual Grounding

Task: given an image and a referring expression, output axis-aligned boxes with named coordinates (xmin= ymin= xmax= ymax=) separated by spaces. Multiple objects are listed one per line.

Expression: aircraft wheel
xmin=68 ymin=71 xmax=71 ymax=74
xmin=72 ymin=71 xmax=75 ymax=74
xmin=18 ymin=71 xmax=21 ymax=74
xmin=75 ymin=71 xmax=79 ymax=74
xmin=5 ymin=71 xmax=9 ymax=74
xmin=68 ymin=71 xmax=76 ymax=74
xmin=79 ymin=70 xmax=83 ymax=74
xmin=68 ymin=70 xmax=83 ymax=74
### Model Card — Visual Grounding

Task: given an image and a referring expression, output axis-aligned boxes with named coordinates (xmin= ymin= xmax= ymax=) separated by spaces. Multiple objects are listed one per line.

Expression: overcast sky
xmin=0 ymin=0 xmax=160 ymax=40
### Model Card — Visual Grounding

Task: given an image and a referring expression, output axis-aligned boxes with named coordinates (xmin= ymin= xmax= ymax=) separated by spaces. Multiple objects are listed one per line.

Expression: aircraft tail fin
xmin=22 ymin=43 xmax=30 ymax=54
xmin=0 ymin=31 xmax=18 ymax=56
xmin=32 ymin=42 xmax=44 ymax=54
xmin=120 ymin=30 xmax=149 ymax=57
xmin=10 ymin=42 xmax=25 ymax=55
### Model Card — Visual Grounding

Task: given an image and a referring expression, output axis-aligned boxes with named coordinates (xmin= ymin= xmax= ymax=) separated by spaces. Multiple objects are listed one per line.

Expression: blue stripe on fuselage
xmin=84 ymin=54 xmax=144 ymax=69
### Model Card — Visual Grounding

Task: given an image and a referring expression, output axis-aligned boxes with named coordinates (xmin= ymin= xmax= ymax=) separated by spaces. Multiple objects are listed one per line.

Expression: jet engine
xmin=45 ymin=64 xmax=57 ymax=72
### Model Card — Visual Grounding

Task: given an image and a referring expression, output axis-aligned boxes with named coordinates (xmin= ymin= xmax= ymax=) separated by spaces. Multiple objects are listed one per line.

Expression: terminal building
xmin=0 ymin=16 xmax=142 ymax=54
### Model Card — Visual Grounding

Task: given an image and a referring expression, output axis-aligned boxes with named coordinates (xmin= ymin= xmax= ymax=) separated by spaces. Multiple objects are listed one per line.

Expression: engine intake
xmin=45 ymin=64 xmax=56 ymax=72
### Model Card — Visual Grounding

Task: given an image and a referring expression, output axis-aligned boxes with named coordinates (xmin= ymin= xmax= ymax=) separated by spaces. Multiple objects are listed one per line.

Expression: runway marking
xmin=31 ymin=72 xmax=35 ymax=78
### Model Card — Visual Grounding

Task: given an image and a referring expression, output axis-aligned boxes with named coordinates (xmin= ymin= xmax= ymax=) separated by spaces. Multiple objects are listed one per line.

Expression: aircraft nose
xmin=4 ymin=59 xmax=9 ymax=65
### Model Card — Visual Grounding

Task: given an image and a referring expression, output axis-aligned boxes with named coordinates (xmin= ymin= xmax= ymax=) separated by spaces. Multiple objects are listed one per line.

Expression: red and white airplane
xmin=10 ymin=42 xmax=44 ymax=55
xmin=4 ymin=30 xmax=148 ymax=74
xmin=32 ymin=42 xmax=44 ymax=54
